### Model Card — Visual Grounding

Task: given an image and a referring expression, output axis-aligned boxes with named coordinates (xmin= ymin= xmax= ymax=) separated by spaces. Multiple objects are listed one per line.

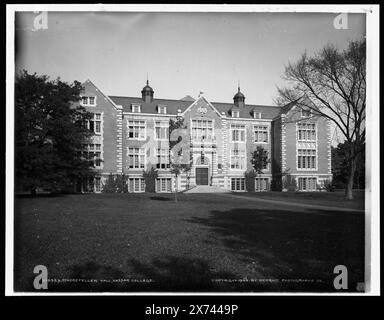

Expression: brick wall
xmin=80 ymin=80 xmax=119 ymax=174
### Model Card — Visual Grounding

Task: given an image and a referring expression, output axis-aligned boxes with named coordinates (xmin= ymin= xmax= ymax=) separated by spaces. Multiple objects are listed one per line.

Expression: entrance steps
xmin=184 ymin=185 xmax=231 ymax=193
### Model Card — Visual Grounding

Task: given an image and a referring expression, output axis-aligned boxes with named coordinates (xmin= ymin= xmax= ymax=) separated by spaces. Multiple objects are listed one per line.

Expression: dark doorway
xmin=196 ymin=168 xmax=209 ymax=185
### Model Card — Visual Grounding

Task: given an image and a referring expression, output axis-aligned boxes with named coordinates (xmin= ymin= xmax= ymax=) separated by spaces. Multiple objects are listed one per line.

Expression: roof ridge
xmin=108 ymin=95 xmax=186 ymax=103
xmin=108 ymin=95 xmax=281 ymax=107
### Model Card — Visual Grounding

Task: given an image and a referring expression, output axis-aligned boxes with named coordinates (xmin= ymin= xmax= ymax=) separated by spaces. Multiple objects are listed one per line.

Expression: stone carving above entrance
xmin=196 ymin=155 xmax=209 ymax=165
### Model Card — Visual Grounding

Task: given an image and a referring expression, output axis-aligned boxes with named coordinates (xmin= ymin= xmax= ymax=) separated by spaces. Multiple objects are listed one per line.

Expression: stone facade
xmin=77 ymin=80 xmax=332 ymax=193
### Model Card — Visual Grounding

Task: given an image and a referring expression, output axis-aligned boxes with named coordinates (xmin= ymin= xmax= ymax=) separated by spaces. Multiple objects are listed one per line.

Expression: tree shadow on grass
xmin=149 ymin=196 xmax=172 ymax=201
xmin=15 ymin=193 xmax=67 ymax=198
xmin=127 ymin=256 xmax=240 ymax=292
xmin=187 ymin=208 xmax=365 ymax=292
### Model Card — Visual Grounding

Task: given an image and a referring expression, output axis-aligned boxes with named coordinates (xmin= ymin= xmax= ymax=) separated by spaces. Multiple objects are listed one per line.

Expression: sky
xmin=15 ymin=10 xmax=365 ymax=106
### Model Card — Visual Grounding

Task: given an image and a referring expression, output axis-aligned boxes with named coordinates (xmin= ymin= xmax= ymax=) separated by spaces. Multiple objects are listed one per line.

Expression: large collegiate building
xmin=77 ymin=79 xmax=332 ymax=193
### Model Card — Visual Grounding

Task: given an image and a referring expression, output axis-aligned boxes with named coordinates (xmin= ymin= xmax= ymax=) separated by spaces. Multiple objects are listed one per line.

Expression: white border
xmin=6 ymin=4 xmax=380 ymax=296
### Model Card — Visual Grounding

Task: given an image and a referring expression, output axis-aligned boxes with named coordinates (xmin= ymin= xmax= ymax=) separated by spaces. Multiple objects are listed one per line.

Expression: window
xmin=230 ymin=149 xmax=246 ymax=170
xmin=87 ymin=113 xmax=102 ymax=134
xmin=81 ymin=96 xmax=96 ymax=106
xmin=129 ymin=178 xmax=145 ymax=192
xmin=156 ymin=178 xmax=172 ymax=192
xmin=82 ymin=176 xmax=101 ymax=193
xmin=301 ymin=109 xmax=311 ymax=117
xmin=95 ymin=177 xmax=101 ymax=192
xmin=157 ymin=105 xmax=167 ymax=114
xmin=297 ymin=149 xmax=316 ymax=169
xmin=255 ymin=178 xmax=269 ymax=191
xmin=83 ymin=144 xmax=102 ymax=168
xmin=128 ymin=120 xmax=146 ymax=140
xmin=155 ymin=121 xmax=169 ymax=140
xmin=297 ymin=123 xmax=316 ymax=141
xmin=232 ymin=110 xmax=239 ymax=118
xmin=298 ymin=177 xmax=317 ymax=191
xmin=156 ymin=148 xmax=170 ymax=169
xmin=131 ymin=104 xmax=141 ymax=113
xmin=231 ymin=124 xmax=245 ymax=142
xmin=128 ymin=148 xmax=145 ymax=169
xmin=253 ymin=112 xmax=261 ymax=119
xmin=191 ymin=119 xmax=213 ymax=142
xmin=231 ymin=178 xmax=245 ymax=191
xmin=254 ymin=125 xmax=268 ymax=143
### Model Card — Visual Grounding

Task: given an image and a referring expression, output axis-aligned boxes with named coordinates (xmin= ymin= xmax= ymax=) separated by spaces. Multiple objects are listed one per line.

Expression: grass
xmin=237 ymin=190 xmax=365 ymax=210
xmin=14 ymin=192 xmax=365 ymax=292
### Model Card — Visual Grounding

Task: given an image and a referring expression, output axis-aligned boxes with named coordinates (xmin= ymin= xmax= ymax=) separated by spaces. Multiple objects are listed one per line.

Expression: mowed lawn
xmin=14 ymin=192 xmax=365 ymax=292
xmin=238 ymin=191 xmax=365 ymax=210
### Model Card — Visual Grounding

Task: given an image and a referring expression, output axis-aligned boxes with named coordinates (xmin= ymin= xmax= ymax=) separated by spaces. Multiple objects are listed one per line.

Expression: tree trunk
xmin=345 ymin=158 xmax=356 ymax=200
xmin=174 ymin=175 xmax=178 ymax=202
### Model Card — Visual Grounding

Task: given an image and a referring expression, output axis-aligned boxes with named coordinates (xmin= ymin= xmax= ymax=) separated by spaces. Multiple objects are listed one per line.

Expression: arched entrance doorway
xmin=195 ymin=155 xmax=209 ymax=185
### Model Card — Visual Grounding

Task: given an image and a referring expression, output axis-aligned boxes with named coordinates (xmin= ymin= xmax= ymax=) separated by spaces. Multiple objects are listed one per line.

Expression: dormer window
xmin=81 ymin=96 xmax=96 ymax=106
xmin=131 ymin=104 xmax=141 ymax=113
xmin=253 ymin=111 xmax=261 ymax=119
xmin=301 ymin=109 xmax=311 ymax=118
xmin=157 ymin=105 xmax=167 ymax=114
xmin=232 ymin=110 xmax=239 ymax=118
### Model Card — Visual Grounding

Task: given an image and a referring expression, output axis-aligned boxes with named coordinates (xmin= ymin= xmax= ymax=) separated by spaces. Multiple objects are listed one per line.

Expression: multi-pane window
xmin=129 ymin=178 xmax=145 ymax=192
xmin=297 ymin=123 xmax=316 ymax=141
xmin=95 ymin=177 xmax=101 ymax=192
xmin=82 ymin=176 xmax=101 ymax=192
xmin=81 ymin=177 xmax=93 ymax=193
xmin=81 ymin=96 xmax=96 ymax=106
xmin=191 ymin=119 xmax=213 ymax=142
xmin=297 ymin=149 xmax=316 ymax=169
xmin=231 ymin=124 xmax=245 ymax=142
xmin=231 ymin=178 xmax=245 ymax=191
xmin=253 ymin=112 xmax=261 ymax=119
xmin=131 ymin=104 xmax=141 ymax=113
xmin=83 ymin=144 xmax=102 ymax=168
xmin=155 ymin=122 xmax=169 ymax=140
xmin=156 ymin=148 xmax=170 ymax=169
xmin=128 ymin=120 xmax=146 ymax=140
xmin=255 ymin=178 xmax=269 ymax=191
xmin=157 ymin=105 xmax=167 ymax=114
xmin=128 ymin=148 xmax=145 ymax=169
xmin=156 ymin=178 xmax=172 ymax=192
xmin=254 ymin=125 xmax=268 ymax=143
xmin=298 ymin=177 xmax=317 ymax=191
xmin=87 ymin=113 xmax=102 ymax=134
xmin=230 ymin=149 xmax=246 ymax=170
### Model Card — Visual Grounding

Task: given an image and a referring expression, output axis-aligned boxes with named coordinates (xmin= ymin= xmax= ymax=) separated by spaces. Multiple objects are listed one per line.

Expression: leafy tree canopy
xmin=15 ymin=70 xmax=93 ymax=193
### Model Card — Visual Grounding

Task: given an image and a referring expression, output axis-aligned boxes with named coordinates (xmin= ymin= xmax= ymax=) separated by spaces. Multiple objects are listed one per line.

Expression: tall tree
xmin=332 ymin=141 xmax=365 ymax=190
xmin=169 ymin=117 xmax=191 ymax=201
xmin=276 ymin=39 xmax=366 ymax=199
xmin=250 ymin=146 xmax=270 ymax=191
xmin=15 ymin=70 xmax=93 ymax=194
xmin=250 ymin=146 xmax=270 ymax=175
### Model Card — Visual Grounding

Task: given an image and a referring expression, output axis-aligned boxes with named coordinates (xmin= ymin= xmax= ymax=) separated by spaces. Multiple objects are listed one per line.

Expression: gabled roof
xmin=280 ymin=100 xmax=299 ymax=115
xmin=108 ymin=95 xmax=283 ymax=119
xmin=180 ymin=95 xmax=195 ymax=102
